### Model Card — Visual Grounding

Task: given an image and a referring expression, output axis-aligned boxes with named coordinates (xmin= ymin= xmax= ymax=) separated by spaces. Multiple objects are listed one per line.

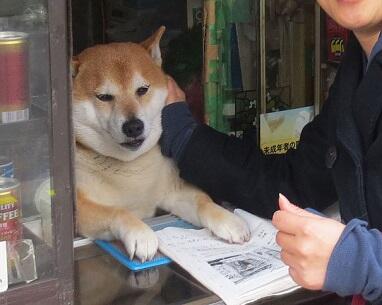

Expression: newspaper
xmin=156 ymin=209 xmax=299 ymax=305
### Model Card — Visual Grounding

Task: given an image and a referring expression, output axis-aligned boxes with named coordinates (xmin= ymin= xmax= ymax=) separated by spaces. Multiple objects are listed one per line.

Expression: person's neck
xmin=354 ymin=30 xmax=381 ymax=57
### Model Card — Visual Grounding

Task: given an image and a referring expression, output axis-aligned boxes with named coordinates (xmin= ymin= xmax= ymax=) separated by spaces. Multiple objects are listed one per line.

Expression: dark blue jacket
xmin=161 ymin=35 xmax=382 ymax=304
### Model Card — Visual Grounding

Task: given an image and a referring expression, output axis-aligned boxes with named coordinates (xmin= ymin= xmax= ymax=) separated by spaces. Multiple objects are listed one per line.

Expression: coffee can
xmin=0 ymin=31 xmax=29 ymax=124
xmin=0 ymin=177 xmax=22 ymax=241
xmin=0 ymin=156 xmax=14 ymax=178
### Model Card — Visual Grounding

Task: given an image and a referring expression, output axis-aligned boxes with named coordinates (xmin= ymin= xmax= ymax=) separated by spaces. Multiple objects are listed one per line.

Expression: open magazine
xmin=156 ymin=209 xmax=299 ymax=305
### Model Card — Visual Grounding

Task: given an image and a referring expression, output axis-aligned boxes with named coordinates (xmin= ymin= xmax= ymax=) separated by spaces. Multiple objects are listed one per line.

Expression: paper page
xmin=157 ymin=224 xmax=293 ymax=305
xmin=239 ymin=276 xmax=300 ymax=305
xmin=234 ymin=209 xmax=278 ymax=249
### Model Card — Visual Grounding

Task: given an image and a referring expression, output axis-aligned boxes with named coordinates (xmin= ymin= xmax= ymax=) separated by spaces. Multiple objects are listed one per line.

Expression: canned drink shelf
xmin=1 ymin=226 xmax=55 ymax=298
xmin=0 ymin=103 xmax=50 ymax=223
xmin=0 ymin=104 xmax=48 ymax=140
xmin=0 ymin=0 xmax=73 ymax=303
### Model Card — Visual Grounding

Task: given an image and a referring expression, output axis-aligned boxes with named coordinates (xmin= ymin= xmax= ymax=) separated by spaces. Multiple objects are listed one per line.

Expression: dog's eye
xmin=136 ymin=86 xmax=149 ymax=96
xmin=96 ymin=94 xmax=114 ymax=102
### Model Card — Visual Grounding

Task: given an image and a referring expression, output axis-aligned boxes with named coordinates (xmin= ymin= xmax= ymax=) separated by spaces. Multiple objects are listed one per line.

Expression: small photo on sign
xmin=260 ymin=106 xmax=314 ymax=155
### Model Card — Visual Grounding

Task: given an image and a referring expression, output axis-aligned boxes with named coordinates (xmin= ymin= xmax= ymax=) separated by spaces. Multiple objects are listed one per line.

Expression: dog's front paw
xmin=201 ymin=208 xmax=251 ymax=244
xmin=118 ymin=221 xmax=159 ymax=262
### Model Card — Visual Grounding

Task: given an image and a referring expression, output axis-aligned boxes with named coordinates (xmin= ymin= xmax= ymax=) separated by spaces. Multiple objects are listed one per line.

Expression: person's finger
xmin=167 ymin=75 xmax=180 ymax=90
xmin=279 ymin=193 xmax=321 ymax=219
xmin=289 ymin=266 xmax=322 ymax=290
xmin=166 ymin=76 xmax=185 ymax=99
xmin=280 ymin=249 xmax=299 ymax=269
xmin=288 ymin=267 xmax=303 ymax=286
xmin=272 ymin=210 xmax=307 ymax=234
xmin=166 ymin=74 xmax=176 ymax=82
xmin=167 ymin=76 xmax=177 ymax=90
xmin=175 ymin=85 xmax=184 ymax=96
xmin=172 ymin=81 xmax=185 ymax=96
xmin=276 ymin=232 xmax=298 ymax=254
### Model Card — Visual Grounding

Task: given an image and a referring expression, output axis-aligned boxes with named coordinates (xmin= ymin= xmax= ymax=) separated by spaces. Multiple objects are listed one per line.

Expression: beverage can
xmin=0 ymin=177 xmax=22 ymax=241
xmin=0 ymin=156 xmax=14 ymax=178
xmin=0 ymin=31 xmax=29 ymax=124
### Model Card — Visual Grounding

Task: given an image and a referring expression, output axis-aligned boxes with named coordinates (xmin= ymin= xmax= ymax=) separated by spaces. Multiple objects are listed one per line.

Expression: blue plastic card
xmin=94 ymin=239 xmax=172 ymax=271
xmin=95 ymin=215 xmax=197 ymax=271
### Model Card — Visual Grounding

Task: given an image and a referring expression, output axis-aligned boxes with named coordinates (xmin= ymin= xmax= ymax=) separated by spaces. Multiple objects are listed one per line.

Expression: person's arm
xmin=160 ymin=76 xmax=198 ymax=161
xmin=161 ymin=77 xmax=338 ymax=218
xmin=323 ymin=219 xmax=382 ymax=303
xmin=161 ymin=102 xmax=198 ymax=162
xmin=273 ymin=194 xmax=382 ymax=304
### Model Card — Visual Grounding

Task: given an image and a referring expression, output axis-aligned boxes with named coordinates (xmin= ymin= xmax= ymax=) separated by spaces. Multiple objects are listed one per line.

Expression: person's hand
xmin=166 ymin=76 xmax=185 ymax=105
xmin=272 ymin=194 xmax=345 ymax=290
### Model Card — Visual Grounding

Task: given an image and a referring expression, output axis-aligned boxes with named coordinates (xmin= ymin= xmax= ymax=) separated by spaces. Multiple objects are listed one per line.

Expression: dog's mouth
xmin=120 ymin=138 xmax=145 ymax=150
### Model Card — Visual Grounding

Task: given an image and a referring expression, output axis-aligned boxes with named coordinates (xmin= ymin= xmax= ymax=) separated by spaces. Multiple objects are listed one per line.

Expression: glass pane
xmin=320 ymin=12 xmax=349 ymax=104
xmin=265 ymin=0 xmax=315 ymax=113
xmin=0 ymin=0 xmax=54 ymax=287
xmin=74 ymin=246 xmax=212 ymax=305
xmin=259 ymin=0 xmax=317 ymax=155
xmin=203 ymin=0 xmax=260 ymax=136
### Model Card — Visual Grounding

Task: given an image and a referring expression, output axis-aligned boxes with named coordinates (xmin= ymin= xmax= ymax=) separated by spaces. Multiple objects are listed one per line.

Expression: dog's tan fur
xmin=73 ymin=27 xmax=250 ymax=261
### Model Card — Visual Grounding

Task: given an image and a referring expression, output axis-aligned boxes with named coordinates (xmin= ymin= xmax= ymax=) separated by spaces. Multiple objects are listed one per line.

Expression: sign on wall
xmin=260 ymin=106 xmax=314 ymax=155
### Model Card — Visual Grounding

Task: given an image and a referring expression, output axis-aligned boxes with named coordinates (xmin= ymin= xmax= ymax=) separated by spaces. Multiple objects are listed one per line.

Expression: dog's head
xmin=72 ymin=26 xmax=167 ymax=161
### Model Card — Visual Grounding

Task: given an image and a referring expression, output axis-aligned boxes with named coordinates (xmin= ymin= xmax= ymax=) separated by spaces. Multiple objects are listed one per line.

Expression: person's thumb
xmin=278 ymin=193 xmax=320 ymax=218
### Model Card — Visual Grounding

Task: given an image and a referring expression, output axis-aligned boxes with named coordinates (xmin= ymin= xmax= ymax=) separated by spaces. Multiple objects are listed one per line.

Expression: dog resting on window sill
xmin=72 ymin=26 xmax=250 ymax=262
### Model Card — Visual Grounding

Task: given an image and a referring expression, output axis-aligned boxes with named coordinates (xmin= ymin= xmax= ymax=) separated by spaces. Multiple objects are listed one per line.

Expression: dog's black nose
xmin=122 ymin=119 xmax=144 ymax=138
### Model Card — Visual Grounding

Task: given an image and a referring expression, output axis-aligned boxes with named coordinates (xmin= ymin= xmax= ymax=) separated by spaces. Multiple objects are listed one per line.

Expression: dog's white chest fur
xmin=73 ymin=34 xmax=251 ymax=261
xmin=76 ymin=145 xmax=181 ymax=219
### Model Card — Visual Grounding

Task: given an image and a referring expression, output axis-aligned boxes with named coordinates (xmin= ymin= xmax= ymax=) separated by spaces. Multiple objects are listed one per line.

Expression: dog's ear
xmin=72 ymin=56 xmax=80 ymax=78
xmin=140 ymin=26 xmax=166 ymax=66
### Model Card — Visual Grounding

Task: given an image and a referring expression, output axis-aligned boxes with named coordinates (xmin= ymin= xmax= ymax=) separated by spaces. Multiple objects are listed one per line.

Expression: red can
xmin=0 ymin=177 xmax=22 ymax=241
xmin=0 ymin=31 xmax=29 ymax=123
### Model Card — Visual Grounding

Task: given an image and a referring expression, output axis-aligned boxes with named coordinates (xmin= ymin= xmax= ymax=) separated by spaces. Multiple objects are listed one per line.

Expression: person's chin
xmin=337 ymin=0 xmax=362 ymax=4
xmin=333 ymin=11 xmax=371 ymax=32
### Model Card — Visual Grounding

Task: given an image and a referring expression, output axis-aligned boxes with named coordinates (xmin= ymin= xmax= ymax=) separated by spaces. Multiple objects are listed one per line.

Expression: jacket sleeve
xmin=323 ymin=219 xmax=382 ymax=304
xmin=177 ymin=91 xmax=339 ymax=219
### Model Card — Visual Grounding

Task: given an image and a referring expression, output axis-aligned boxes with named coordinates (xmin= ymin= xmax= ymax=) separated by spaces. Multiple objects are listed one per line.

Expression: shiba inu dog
xmin=72 ymin=26 xmax=250 ymax=262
